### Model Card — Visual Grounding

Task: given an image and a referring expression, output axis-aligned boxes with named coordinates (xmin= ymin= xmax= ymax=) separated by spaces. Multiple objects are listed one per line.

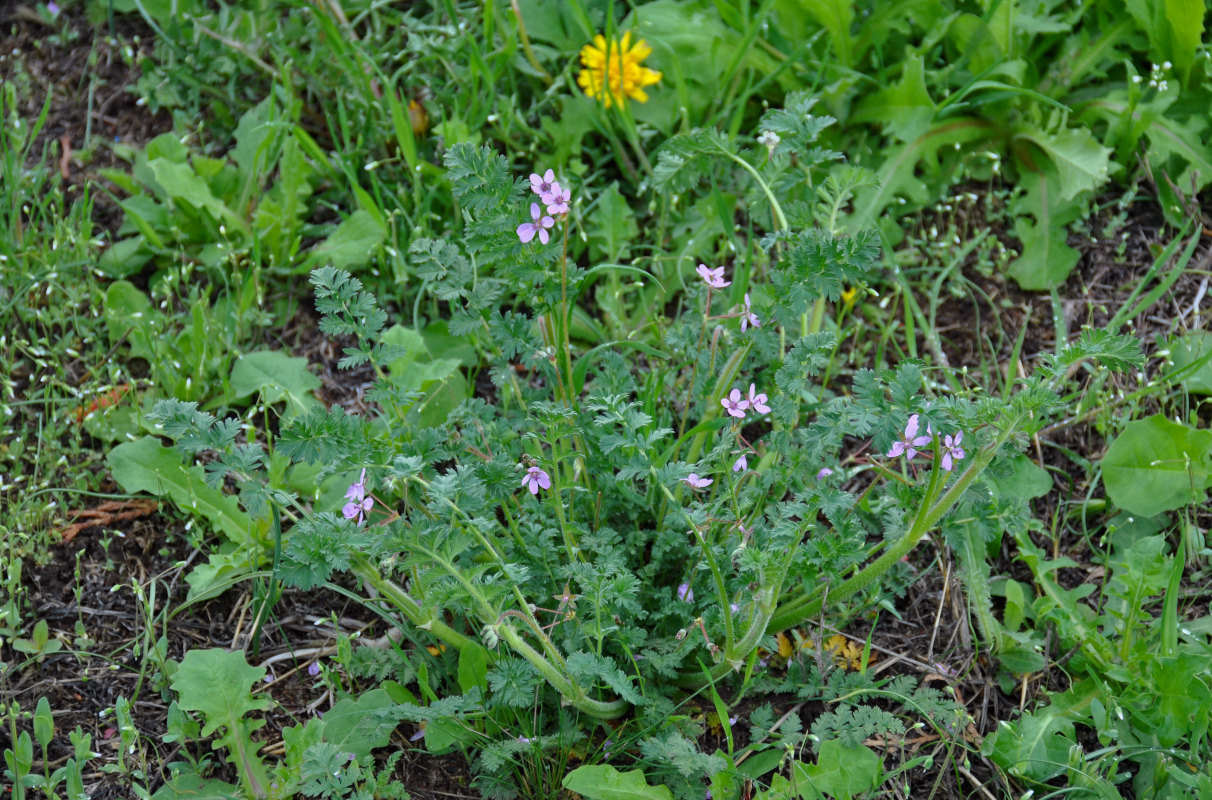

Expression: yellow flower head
xmin=576 ymin=32 xmax=662 ymax=108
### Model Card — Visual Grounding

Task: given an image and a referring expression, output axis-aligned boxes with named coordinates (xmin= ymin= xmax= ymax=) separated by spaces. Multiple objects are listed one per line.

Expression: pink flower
xmin=816 ymin=467 xmax=834 ymax=480
xmin=721 ymin=389 xmax=749 ymax=418
xmin=696 ymin=263 xmax=730 ymax=289
xmin=941 ymin=432 xmax=966 ymax=471
xmin=342 ymin=468 xmax=373 ymax=525
xmin=521 ymin=465 xmax=552 ymax=495
xmin=683 ymin=473 xmax=713 ymax=489
xmin=529 ymin=169 xmax=555 ymax=196
xmin=517 ymin=203 xmax=555 ymax=244
xmin=740 ymin=293 xmax=761 ymax=332
xmin=888 ymin=414 xmax=932 ymax=460
xmin=543 ymin=183 xmax=570 ymax=215
xmin=677 ymin=582 xmax=694 ymax=602
xmin=733 ymin=454 xmax=748 ymax=472
xmin=746 ymin=384 xmax=770 ymax=414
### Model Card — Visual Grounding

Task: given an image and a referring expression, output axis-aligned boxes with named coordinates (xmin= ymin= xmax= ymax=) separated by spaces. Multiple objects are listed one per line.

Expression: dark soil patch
xmin=1 ymin=504 xmax=477 ymax=798
xmin=0 ymin=3 xmax=170 ymax=232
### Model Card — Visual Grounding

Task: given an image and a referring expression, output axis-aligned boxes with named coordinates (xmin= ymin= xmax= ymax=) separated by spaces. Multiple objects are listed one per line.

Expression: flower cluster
xmin=720 ymin=384 xmax=770 ymax=420
xmin=886 ymin=415 xmax=967 ymax=471
xmin=518 ymin=168 xmax=572 ymax=245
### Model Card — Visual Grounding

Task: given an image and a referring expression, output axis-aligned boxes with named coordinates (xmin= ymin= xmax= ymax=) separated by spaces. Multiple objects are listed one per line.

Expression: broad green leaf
xmin=104 ymin=280 xmax=164 ymax=358
xmin=988 ymin=454 xmax=1053 ymax=500
xmin=1007 ymin=169 xmax=1082 ymax=290
xmin=1011 ymin=127 xmax=1112 ymax=201
xmin=320 ymin=689 xmax=400 ymax=759
xmin=147 ymin=158 xmax=245 ymax=231
xmin=793 ymin=741 xmax=882 ymax=800
xmin=108 ymin=437 xmax=254 ymax=546
xmin=1163 ymin=0 xmax=1204 ymax=85
xmin=118 ymin=194 xmax=168 ymax=248
xmin=97 ymin=236 xmax=154 ymax=278
xmin=1102 ymin=414 xmax=1212 ymax=517
xmin=1007 ymin=213 xmax=1078 ymax=289
xmin=948 ymin=13 xmax=1003 ymax=74
xmin=33 ymin=697 xmax=53 ymax=748
xmin=183 ymin=549 xmax=260 ymax=604
xmin=1164 ymin=332 xmax=1212 ymax=394
xmin=1150 ymin=653 xmax=1212 ymax=747
xmin=737 ymin=747 xmax=786 ymax=781
xmin=848 ymin=117 xmax=992 ymax=229
xmin=144 ymin=131 xmax=190 ymax=163
xmin=562 ymin=765 xmax=676 ymax=800
xmin=229 ymin=350 xmax=321 ymax=420
xmin=996 ymin=641 xmax=1047 ymax=675
xmin=982 ymin=710 xmax=1077 ymax=781
xmin=457 ymin=643 xmax=491 ymax=694
xmin=804 ymin=0 xmax=855 ymax=66
xmin=424 ymin=717 xmax=479 ymax=753
xmin=171 ymin=649 xmax=271 ymax=795
xmin=305 ymin=208 xmax=385 ymax=270
xmin=172 ymin=649 xmax=269 ymax=739
xmin=381 ymin=325 xmax=463 ymax=395
xmin=852 ymin=53 xmax=935 ymax=142
xmin=588 ymin=182 xmax=639 ymax=262
xmin=232 ymin=97 xmax=277 ymax=189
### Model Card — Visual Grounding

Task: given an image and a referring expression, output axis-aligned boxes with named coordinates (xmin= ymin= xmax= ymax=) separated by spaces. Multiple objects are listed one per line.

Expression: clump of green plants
xmin=129 ymin=95 xmax=1147 ymax=798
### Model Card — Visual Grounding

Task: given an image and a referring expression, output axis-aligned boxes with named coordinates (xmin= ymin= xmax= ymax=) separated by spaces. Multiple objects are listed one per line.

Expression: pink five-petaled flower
xmin=746 ymin=384 xmax=770 ymax=415
xmin=517 ymin=203 xmax=555 ymax=244
xmin=941 ymin=432 xmax=966 ymax=471
xmin=544 ymin=182 xmax=571 ymax=216
xmin=683 ymin=473 xmax=713 ymax=489
xmin=887 ymin=414 xmax=932 ymax=460
xmin=529 ymin=169 xmax=555 ymax=197
xmin=696 ymin=263 xmax=730 ymax=289
xmin=816 ymin=467 xmax=834 ymax=480
xmin=677 ymin=582 xmax=694 ymax=602
xmin=720 ymin=389 xmax=749 ymax=418
xmin=740 ymin=293 xmax=761 ymax=332
xmin=342 ymin=468 xmax=373 ymax=525
xmin=733 ymin=454 xmax=748 ymax=472
xmin=520 ymin=465 xmax=552 ymax=495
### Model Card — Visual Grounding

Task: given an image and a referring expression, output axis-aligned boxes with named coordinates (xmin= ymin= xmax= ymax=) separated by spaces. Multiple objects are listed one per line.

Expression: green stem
xmin=724 ymin=151 xmax=788 ymax=231
xmin=767 ymin=440 xmax=999 ymax=634
xmin=349 ymin=554 xmax=475 ymax=652
xmin=495 ymin=623 xmax=630 ymax=719
xmin=656 ymin=478 xmax=734 ymax=653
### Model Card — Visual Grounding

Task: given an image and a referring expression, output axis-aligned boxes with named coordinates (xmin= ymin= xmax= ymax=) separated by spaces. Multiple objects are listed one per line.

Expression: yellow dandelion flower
xmin=576 ymin=32 xmax=662 ymax=108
